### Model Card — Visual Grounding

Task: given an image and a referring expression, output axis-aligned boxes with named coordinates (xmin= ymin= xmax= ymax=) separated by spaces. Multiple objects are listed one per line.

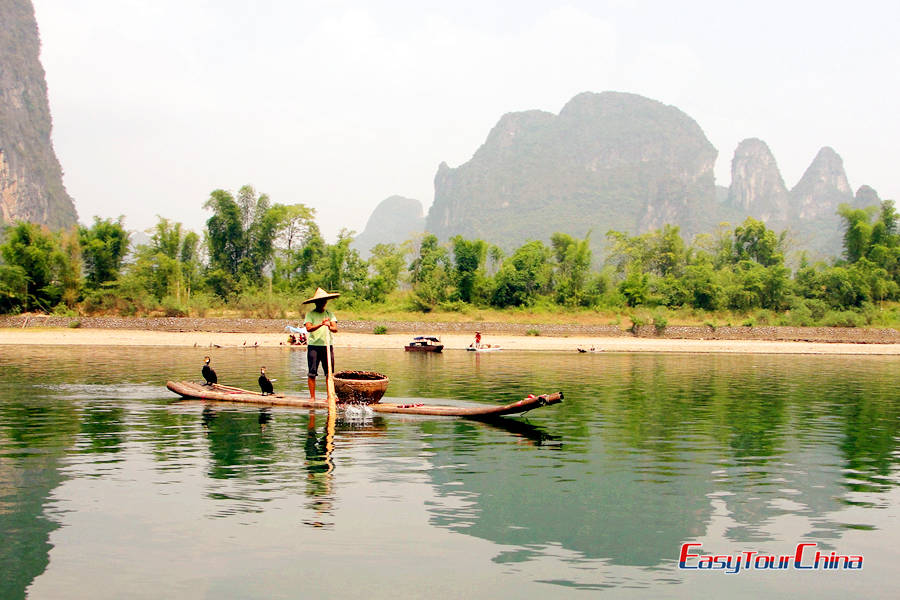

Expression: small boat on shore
xmin=405 ymin=336 xmax=444 ymax=353
xmin=467 ymin=343 xmax=502 ymax=352
xmin=166 ymin=380 xmax=562 ymax=420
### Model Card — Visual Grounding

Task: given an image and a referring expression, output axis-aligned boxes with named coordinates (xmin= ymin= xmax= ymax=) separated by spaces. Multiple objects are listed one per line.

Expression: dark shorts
xmin=307 ymin=345 xmax=334 ymax=378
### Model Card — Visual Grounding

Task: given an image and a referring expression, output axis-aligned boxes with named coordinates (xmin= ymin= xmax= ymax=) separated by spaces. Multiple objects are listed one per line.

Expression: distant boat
xmin=405 ymin=336 xmax=444 ymax=353
xmin=467 ymin=343 xmax=502 ymax=352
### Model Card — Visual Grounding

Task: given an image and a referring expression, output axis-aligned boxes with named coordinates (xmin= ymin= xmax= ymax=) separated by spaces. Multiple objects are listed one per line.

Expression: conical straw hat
xmin=302 ymin=287 xmax=341 ymax=304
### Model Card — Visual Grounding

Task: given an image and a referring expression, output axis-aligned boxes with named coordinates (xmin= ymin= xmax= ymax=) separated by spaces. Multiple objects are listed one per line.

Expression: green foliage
xmin=304 ymin=229 xmax=369 ymax=300
xmin=820 ymin=309 xmax=868 ymax=328
xmin=619 ymin=269 xmax=650 ymax=307
xmin=128 ymin=217 xmax=201 ymax=303
xmin=491 ymin=240 xmax=552 ymax=307
xmin=409 ymin=234 xmax=452 ymax=311
xmin=839 ymin=204 xmax=878 ymax=263
xmin=373 ymin=325 xmax=387 ymax=335
xmin=451 ymin=235 xmax=487 ymax=304
xmin=204 ymin=185 xmax=284 ymax=286
xmin=81 ymin=279 xmax=154 ymax=316
xmin=79 ymin=216 xmax=130 ymax=289
xmin=6 ymin=181 xmax=900 ymax=328
xmin=0 ymin=222 xmax=74 ymax=312
xmin=731 ymin=217 xmax=785 ymax=267
xmin=365 ymin=243 xmax=406 ymax=303
xmin=652 ymin=309 xmax=668 ymax=332
xmin=551 ymin=232 xmax=593 ymax=306
xmin=628 ymin=312 xmax=649 ymax=330
xmin=526 ymin=328 xmax=540 ymax=336
xmin=0 ymin=264 xmax=28 ymax=313
xmin=232 ymin=289 xmax=289 ymax=319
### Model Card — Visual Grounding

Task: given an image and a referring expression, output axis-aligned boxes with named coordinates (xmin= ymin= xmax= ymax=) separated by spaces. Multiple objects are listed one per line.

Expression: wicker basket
xmin=333 ymin=370 xmax=389 ymax=404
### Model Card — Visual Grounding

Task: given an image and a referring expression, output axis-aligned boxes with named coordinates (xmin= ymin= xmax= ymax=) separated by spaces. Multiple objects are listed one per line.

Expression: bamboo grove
xmin=1 ymin=185 xmax=898 ymax=326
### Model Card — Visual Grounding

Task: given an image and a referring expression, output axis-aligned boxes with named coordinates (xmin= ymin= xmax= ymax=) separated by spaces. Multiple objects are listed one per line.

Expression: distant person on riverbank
xmin=303 ymin=288 xmax=340 ymax=400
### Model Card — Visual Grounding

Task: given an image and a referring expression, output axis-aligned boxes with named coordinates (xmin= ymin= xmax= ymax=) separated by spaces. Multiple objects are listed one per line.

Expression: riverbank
xmin=1 ymin=316 xmax=900 ymax=354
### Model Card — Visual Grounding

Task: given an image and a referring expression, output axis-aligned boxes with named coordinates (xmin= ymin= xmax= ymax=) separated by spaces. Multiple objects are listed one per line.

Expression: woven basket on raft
xmin=332 ymin=370 xmax=389 ymax=404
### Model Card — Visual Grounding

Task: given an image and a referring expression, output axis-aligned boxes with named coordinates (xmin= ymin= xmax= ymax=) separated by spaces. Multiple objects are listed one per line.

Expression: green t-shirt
xmin=304 ymin=308 xmax=336 ymax=346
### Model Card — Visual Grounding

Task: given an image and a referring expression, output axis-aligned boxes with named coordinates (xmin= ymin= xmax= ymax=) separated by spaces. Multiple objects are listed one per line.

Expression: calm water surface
xmin=1 ymin=345 xmax=898 ymax=598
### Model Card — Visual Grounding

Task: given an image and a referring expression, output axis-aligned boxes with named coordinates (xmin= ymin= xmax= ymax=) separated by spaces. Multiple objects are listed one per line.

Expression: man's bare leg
xmin=308 ymin=376 xmax=316 ymax=400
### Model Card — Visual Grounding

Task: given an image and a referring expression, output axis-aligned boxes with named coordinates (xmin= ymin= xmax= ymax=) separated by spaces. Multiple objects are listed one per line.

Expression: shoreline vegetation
xmin=2 ymin=187 xmax=899 ymax=336
xmin=2 ymin=315 xmax=900 ymax=355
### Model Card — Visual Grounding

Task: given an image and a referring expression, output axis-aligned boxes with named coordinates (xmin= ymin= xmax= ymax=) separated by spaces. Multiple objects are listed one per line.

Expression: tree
xmin=491 ymin=240 xmax=551 ymax=307
xmin=551 ymin=232 xmax=592 ymax=306
xmin=838 ymin=204 xmax=877 ymax=263
xmin=606 ymin=225 xmax=685 ymax=277
xmin=58 ymin=227 xmax=83 ymax=308
xmin=731 ymin=217 xmax=785 ymax=267
xmin=79 ymin=217 xmax=130 ymax=289
xmin=619 ymin=269 xmax=650 ymax=307
xmin=408 ymin=234 xmax=452 ymax=310
xmin=451 ymin=235 xmax=487 ymax=304
xmin=277 ymin=204 xmax=317 ymax=252
xmin=0 ymin=222 xmax=70 ymax=311
xmin=130 ymin=218 xmax=201 ymax=302
xmin=312 ymin=229 xmax=367 ymax=294
xmin=204 ymin=185 xmax=286 ymax=287
xmin=651 ymin=225 xmax=686 ymax=277
xmin=365 ymin=243 xmax=407 ymax=302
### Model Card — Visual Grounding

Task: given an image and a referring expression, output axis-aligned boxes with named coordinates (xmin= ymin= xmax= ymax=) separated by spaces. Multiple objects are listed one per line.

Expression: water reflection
xmin=303 ymin=409 xmax=335 ymax=528
xmin=416 ymin=352 xmax=900 ymax=577
xmin=0 ymin=393 xmax=80 ymax=600
xmin=0 ymin=346 xmax=898 ymax=597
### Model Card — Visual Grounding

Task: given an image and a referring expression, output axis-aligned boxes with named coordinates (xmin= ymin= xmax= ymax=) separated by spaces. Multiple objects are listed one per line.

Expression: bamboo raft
xmin=166 ymin=380 xmax=563 ymax=420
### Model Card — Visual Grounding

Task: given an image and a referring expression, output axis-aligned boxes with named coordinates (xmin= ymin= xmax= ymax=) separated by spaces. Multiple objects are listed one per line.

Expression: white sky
xmin=31 ymin=0 xmax=900 ymax=241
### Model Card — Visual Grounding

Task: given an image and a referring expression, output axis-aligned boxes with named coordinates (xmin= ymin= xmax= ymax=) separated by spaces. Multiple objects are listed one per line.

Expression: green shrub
xmin=373 ymin=325 xmax=387 ymax=335
xmin=752 ymin=309 xmax=774 ymax=326
xmin=234 ymin=290 xmax=290 ymax=319
xmin=652 ymin=309 xmax=668 ymax=333
xmin=437 ymin=300 xmax=469 ymax=313
xmin=526 ymin=328 xmax=540 ymax=336
xmin=68 ymin=320 xmax=81 ymax=328
xmin=186 ymin=293 xmax=216 ymax=318
xmin=160 ymin=296 xmax=188 ymax=317
xmin=52 ymin=303 xmax=78 ymax=317
xmin=820 ymin=310 xmax=866 ymax=327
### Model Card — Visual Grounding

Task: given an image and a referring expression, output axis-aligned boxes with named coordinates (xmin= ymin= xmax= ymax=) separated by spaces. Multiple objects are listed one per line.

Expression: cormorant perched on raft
xmin=258 ymin=366 xmax=275 ymax=395
xmin=202 ymin=356 xmax=217 ymax=386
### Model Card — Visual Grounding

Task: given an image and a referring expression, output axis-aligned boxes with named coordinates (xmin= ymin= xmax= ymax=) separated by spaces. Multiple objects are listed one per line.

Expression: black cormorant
xmin=202 ymin=356 xmax=217 ymax=385
xmin=259 ymin=366 xmax=275 ymax=395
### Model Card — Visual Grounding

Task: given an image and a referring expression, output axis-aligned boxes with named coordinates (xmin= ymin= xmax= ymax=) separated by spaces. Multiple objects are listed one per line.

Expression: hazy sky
xmin=31 ymin=0 xmax=900 ymax=241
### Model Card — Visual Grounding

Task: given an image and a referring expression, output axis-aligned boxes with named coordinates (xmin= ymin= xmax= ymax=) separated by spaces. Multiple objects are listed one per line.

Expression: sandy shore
xmin=2 ymin=328 xmax=900 ymax=355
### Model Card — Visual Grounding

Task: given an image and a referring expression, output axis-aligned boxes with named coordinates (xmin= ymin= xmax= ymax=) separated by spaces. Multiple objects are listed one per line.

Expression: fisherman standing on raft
xmin=303 ymin=287 xmax=340 ymax=401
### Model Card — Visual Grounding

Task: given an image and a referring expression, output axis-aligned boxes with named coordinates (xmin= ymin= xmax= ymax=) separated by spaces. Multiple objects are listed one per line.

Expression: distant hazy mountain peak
xmin=351 ymin=195 xmax=424 ymax=257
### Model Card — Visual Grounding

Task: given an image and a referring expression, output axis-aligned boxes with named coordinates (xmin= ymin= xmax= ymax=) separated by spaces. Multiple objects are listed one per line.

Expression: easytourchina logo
xmin=678 ymin=543 xmax=863 ymax=574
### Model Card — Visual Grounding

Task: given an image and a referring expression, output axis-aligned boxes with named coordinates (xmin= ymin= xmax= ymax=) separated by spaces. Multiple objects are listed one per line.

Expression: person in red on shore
xmin=302 ymin=287 xmax=340 ymax=400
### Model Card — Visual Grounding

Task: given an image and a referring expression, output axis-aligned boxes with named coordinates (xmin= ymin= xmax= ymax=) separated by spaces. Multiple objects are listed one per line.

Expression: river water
xmin=1 ymin=345 xmax=898 ymax=598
